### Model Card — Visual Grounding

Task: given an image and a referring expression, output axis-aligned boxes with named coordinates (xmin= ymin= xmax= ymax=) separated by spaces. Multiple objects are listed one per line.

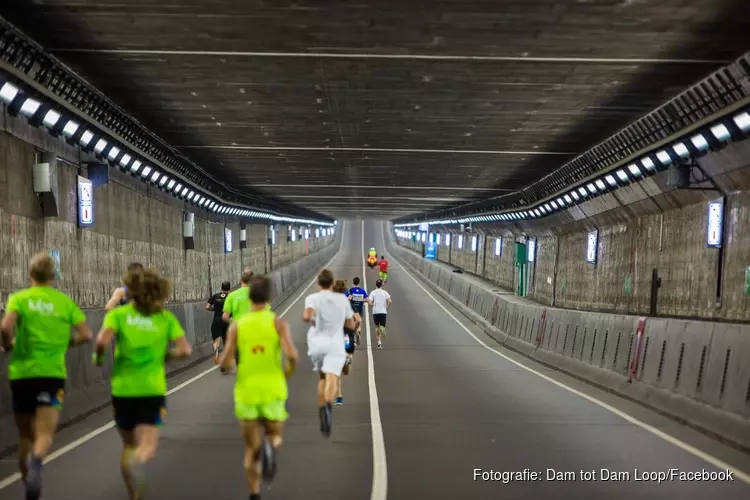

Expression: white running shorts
xmin=309 ymin=352 xmax=347 ymax=377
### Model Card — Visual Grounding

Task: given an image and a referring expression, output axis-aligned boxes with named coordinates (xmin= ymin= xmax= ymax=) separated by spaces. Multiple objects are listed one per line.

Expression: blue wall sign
xmin=77 ymin=176 xmax=93 ymax=227
xmin=425 ymin=241 xmax=438 ymax=260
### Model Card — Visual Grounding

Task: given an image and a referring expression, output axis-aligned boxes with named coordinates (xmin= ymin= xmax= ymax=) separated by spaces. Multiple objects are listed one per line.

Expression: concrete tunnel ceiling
xmin=2 ymin=0 xmax=749 ymax=220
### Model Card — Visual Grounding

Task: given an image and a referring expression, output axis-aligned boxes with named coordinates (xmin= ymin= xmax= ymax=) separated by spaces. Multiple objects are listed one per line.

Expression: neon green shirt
xmin=224 ymin=287 xmax=270 ymax=321
xmin=7 ymin=286 xmax=86 ymax=380
xmin=234 ymin=308 xmax=287 ymax=406
xmin=103 ymin=303 xmax=185 ymax=397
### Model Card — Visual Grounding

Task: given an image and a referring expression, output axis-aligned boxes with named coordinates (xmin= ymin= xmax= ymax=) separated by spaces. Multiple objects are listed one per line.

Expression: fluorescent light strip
xmin=108 ymin=146 xmax=120 ymax=160
xmin=62 ymin=120 xmax=79 ymax=137
xmin=19 ymin=98 xmax=41 ymax=116
xmin=0 ymin=82 xmax=19 ymax=103
xmin=80 ymin=130 xmax=94 ymax=147
xmin=42 ymin=110 xmax=61 ymax=128
xmin=130 ymin=160 xmax=142 ymax=172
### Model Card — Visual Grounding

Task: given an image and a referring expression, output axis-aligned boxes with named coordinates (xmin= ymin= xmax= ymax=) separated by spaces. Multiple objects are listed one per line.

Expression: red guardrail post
xmin=628 ymin=317 xmax=648 ymax=381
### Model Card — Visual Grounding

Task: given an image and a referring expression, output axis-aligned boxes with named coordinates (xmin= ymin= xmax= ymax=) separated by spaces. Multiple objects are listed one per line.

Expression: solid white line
xmin=0 ymin=227 xmax=347 ymax=491
xmin=173 ymin=145 xmax=573 ymax=155
xmin=381 ymin=223 xmax=750 ymax=486
xmin=362 ymin=220 xmax=388 ymax=500
xmin=53 ymin=48 xmax=727 ymax=65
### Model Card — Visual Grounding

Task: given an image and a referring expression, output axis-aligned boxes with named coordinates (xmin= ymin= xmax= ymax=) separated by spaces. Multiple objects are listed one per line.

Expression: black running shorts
xmin=211 ymin=319 xmax=229 ymax=341
xmin=112 ymin=396 xmax=167 ymax=431
xmin=10 ymin=378 xmax=66 ymax=414
xmin=344 ymin=328 xmax=356 ymax=354
xmin=373 ymin=314 xmax=387 ymax=327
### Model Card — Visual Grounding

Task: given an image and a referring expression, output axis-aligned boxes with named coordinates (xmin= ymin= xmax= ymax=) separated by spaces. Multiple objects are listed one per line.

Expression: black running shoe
xmin=25 ymin=456 xmax=42 ymax=499
xmin=261 ymin=438 xmax=277 ymax=481
xmin=319 ymin=405 xmax=332 ymax=437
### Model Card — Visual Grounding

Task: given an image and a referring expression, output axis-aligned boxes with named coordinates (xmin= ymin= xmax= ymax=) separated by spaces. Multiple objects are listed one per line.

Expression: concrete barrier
xmin=388 ymin=226 xmax=750 ymax=450
xmin=0 ymin=232 xmax=341 ymax=455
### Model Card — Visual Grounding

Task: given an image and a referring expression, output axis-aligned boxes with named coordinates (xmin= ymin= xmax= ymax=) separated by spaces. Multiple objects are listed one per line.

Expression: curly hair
xmin=124 ymin=267 xmax=171 ymax=315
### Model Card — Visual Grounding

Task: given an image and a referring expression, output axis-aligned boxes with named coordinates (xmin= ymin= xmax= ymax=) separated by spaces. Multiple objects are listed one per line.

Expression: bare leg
xmin=317 ymin=373 xmax=326 ymax=407
xmin=117 ymin=428 xmax=138 ymax=500
xmin=32 ymin=406 xmax=60 ymax=458
xmin=324 ymin=373 xmax=338 ymax=404
xmin=125 ymin=425 xmax=161 ymax=498
xmin=13 ymin=414 xmax=32 ymax=484
xmin=240 ymin=420 xmax=263 ymax=495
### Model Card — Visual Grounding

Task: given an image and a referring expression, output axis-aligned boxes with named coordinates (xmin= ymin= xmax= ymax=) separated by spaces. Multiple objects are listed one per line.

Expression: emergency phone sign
xmin=77 ymin=176 xmax=93 ymax=227
xmin=706 ymin=200 xmax=723 ymax=248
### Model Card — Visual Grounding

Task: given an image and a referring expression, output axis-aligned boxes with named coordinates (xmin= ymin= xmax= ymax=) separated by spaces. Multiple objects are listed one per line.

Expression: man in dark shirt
xmin=207 ymin=281 xmax=231 ymax=368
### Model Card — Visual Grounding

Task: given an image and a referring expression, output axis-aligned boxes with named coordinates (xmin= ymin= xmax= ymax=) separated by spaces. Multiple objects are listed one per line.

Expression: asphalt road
xmin=0 ymin=220 xmax=749 ymax=500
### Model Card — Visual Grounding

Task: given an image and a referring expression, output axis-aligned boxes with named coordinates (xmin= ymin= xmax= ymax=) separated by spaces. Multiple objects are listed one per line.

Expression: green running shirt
xmin=103 ymin=303 xmax=185 ymax=397
xmin=6 ymin=286 xmax=86 ymax=380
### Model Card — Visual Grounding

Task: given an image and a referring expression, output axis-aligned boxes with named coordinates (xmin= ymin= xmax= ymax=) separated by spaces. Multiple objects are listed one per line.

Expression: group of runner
xmin=1 ymin=253 xmax=193 ymax=500
xmin=1 ymin=249 xmax=393 ymax=500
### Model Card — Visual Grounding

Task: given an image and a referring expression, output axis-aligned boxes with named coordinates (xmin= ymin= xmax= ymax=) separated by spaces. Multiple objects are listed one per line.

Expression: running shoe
xmin=334 ymin=397 xmax=344 ymax=406
xmin=261 ymin=437 xmax=277 ymax=481
xmin=377 ymin=342 xmax=383 ymax=349
xmin=319 ymin=404 xmax=332 ymax=437
xmin=25 ymin=455 xmax=42 ymax=499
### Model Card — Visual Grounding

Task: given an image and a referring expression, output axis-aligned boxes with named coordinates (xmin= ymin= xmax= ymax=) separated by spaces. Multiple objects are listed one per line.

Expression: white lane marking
xmin=362 ymin=220 xmax=388 ymax=500
xmin=0 ymin=227 xmax=347 ymax=491
xmin=381 ymin=224 xmax=750 ymax=486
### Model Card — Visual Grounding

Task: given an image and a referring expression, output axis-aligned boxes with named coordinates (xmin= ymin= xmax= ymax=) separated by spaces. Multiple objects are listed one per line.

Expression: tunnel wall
xmin=387 ymin=224 xmax=750 ymax=450
xmin=398 ymin=187 xmax=750 ymax=323
xmin=0 ymin=126 xmax=334 ymax=308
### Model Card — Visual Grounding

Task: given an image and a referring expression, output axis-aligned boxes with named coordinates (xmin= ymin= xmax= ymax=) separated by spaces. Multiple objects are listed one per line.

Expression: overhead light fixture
xmin=578 ymin=187 xmax=587 ymax=197
xmin=140 ymin=166 xmax=152 ymax=178
xmin=628 ymin=164 xmax=642 ymax=176
xmin=158 ymin=176 xmax=169 ymax=187
xmin=672 ymin=142 xmax=689 ymax=158
xmin=42 ymin=109 xmax=61 ymax=128
xmin=150 ymin=171 xmax=161 ymax=183
xmin=130 ymin=160 xmax=142 ymax=173
xmin=656 ymin=150 xmax=671 ymax=165
xmin=19 ymin=98 xmax=41 ymax=117
xmin=180 ymin=187 xmax=189 ymax=196
xmin=119 ymin=153 xmax=132 ymax=167
xmin=564 ymin=194 xmax=573 ymax=204
xmin=79 ymin=130 xmax=94 ymax=147
xmin=59 ymin=120 xmax=79 ymax=137
xmin=94 ymin=139 xmax=108 ymax=154
xmin=587 ymin=183 xmax=597 ymax=194
xmin=690 ymin=133 xmax=709 ymax=151
xmin=0 ymin=82 xmax=19 ymax=103
xmin=571 ymin=191 xmax=580 ymax=201
xmin=595 ymin=179 xmax=606 ymax=190
xmin=734 ymin=111 xmax=750 ymax=132
xmin=167 ymin=179 xmax=176 ymax=189
xmin=710 ymin=123 xmax=731 ymax=142
xmin=641 ymin=157 xmax=656 ymax=171
xmin=108 ymin=146 xmax=120 ymax=160
xmin=605 ymin=174 xmax=617 ymax=187
xmin=187 ymin=192 xmax=195 ymax=201
xmin=616 ymin=169 xmax=629 ymax=182
xmin=550 ymin=200 xmax=559 ymax=209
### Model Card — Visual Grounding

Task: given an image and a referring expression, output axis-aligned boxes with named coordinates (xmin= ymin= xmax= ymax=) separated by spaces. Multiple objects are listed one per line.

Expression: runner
xmin=303 ymin=269 xmax=356 ymax=436
xmin=216 ymin=275 xmax=298 ymax=500
xmin=378 ymin=255 xmax=389 ymax=283
xmin=207 ymin=281 xmax=231 ymax=373
xmin=345 ymin=277 xmax=368 ymax=347
xmin=333 ymin=280 xmax=359 ymax=406
xmin=367 ymin=247 xmax=377 ymax=269
xmin=93 ymin=266 xmax=192 ymax=500
xmin=1 ymin=252 xmax=92 ymax=500
xmin=105 ymin=262 xmax=144 ymax=311
xmin=368 ymin=278 xmax=392 ymax=349
xmin=222 ymin=269 xmax=254 ymax=323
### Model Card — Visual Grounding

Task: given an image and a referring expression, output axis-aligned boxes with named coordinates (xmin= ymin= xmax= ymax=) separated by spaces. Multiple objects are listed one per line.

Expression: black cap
xmin=376 ymin=279 xmax=383 ymax=287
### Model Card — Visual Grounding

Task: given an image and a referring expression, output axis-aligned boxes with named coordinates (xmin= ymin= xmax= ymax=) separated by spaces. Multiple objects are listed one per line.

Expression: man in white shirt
xmin=368 ymin=279 xmax=392 ymax=349
xmin=303 ymin=269 xmax=356 ymax=437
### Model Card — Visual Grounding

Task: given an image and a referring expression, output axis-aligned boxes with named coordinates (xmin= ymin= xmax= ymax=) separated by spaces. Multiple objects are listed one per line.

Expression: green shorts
xmin=379 ymin=271 xmax=388 ymax=280
xmin=235 ymin=400 xmax=289 ymax=422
